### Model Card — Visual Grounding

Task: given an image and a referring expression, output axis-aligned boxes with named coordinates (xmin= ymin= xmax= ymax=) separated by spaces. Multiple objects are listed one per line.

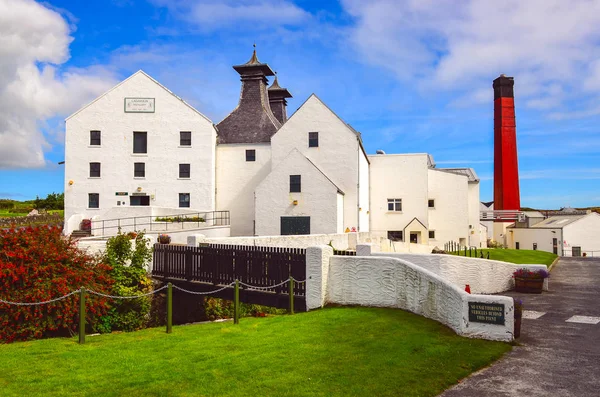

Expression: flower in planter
xmin=157 ymin=234 xmax=171 ymax=244
xmin=513 ymin=268 xmax=550 ymax=279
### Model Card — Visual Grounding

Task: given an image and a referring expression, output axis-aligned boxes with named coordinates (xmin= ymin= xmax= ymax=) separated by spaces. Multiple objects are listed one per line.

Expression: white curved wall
xmin=371 ymin=252 xmax=548 ymax=294
xmin=327 ymin=256 xmax=514 ymax=341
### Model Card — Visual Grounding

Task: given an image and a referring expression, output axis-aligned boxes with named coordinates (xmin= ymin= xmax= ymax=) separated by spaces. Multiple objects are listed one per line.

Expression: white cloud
xmin=150 ymin=0 xmax=311 ymax=31
xmin=342 ymin=0 xmax=600 ymax=113
xmin=0 ymin=0 xmax=116 ymax=169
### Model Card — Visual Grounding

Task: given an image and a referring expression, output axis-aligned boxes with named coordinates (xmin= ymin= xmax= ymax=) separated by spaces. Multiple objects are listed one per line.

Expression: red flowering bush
xmin=0 ymin=226 xmax=113 ymax=343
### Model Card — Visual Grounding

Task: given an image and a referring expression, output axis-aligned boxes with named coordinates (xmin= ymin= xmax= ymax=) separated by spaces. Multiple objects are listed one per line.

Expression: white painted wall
xmin=271 ymin=95 xmax=360 ymax=231
xmin=428 ymin=169 xmax=469 ymax=247
xmin=255 ymin=150 xmax=341 ymax=236
xmin=65 ymin=71 xmax=216 ymax=234
xmin=369 ymin=154 xmax=429 ymax=239
xmin=467 ymin=182 xmax=482 ymax=248
xmin=325 ymin=256 xmax=514 ymax=341
xmin=369 ymin=251 xmax=549 ymax=294
xmin=337 ymin=193 xmax=344 ymax=234
xmin=507 ymin=227 xmax=562 ymax=255
xmin=216 ymin=143 xmax=271 ymax=236
xmin=563 ymin=213 xmax=600 ymax=256
xmin=358 ymin=149 xmax=370 ymax=232
xmin=189 ymin=232 xmax=351 ymax=250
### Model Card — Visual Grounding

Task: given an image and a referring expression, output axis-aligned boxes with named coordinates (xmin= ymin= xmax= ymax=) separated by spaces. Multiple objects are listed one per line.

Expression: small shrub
xmin=204 ymin=297 xmax=286 ymax=321
xmin=0 ymin=226 xmax=113 ymax=343
xmin=96 ymin=231 xmax=153 ymax=333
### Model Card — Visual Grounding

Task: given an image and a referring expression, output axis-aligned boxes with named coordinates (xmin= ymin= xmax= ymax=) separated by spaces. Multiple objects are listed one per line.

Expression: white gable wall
xmin=369 ymin=154 xmax=429 ymax=239
xmin=563 ymin=213 xmax=600 ymax=256
xmin=64 ymin=72 xmax=216 ymax=233
xmin=271 ymin=95 xmax=360 ymax=231
xmin=428 ymin=169 xmax=469 ymax=246
xmin=216 ymin=143 xmax=271 ymax=236
xmin=255 ymin=150 xmax=340 ymax=236
xmin=358 ymin=149 xmax=370 ymax=231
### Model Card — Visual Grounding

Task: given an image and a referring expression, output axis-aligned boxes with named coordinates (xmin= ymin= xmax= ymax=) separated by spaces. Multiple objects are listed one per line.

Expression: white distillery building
xmin=64 ymin=50 xmax=482 ymax=248
xmin=506 ymin=211 xmax=600 ymax=257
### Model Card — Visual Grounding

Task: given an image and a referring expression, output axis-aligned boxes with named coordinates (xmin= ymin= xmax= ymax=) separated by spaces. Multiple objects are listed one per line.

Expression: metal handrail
xmin=85 ymin=210 xmax=230 ymax=237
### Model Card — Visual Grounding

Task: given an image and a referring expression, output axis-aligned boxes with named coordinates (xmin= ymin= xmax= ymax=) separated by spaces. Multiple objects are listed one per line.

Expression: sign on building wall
xmin=124 ymin=98 xmax=155 ymax=113
xmin=468 ymin=302 xmax=505 ymax=325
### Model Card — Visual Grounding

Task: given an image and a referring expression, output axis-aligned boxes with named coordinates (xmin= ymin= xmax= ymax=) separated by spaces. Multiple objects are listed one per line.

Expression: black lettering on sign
xmin=468 ymin=302 xmax=505 ymax=325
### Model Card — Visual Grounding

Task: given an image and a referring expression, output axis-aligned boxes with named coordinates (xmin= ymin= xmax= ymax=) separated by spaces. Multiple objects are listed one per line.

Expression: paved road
xmin=441 ymin=257 xmax=600 ymax=397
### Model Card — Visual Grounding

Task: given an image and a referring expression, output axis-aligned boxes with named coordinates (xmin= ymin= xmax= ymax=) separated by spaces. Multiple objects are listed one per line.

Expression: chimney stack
xmin=493 ymin=75 xmax=520 ymax=211
xmin=268 ymin=74 xmax=292 ymax=124
xmin=216 ymin=48 xmax=282 ymax=144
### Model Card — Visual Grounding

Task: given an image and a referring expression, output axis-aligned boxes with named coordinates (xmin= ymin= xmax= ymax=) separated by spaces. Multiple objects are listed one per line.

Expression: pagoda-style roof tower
xmin=268 ymin=74 xmax=292 ymax=124
xmin=216 ymin=48 xmax=282 ymax=144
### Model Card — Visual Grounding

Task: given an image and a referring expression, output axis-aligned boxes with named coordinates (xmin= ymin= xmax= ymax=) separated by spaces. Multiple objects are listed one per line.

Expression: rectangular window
xmin=429 ymin=231 xmax=436 ymax=239
xmin=179 ymin=193 xmax=190 ymax=208
xmin=308 ymin=132 xmax=319 ymax=147
xmin=89 ymin=162 xmax=101 ymax=178
xmin=88 ymin=193 xmax=99 ymax=209
xmin=90 ymin=130 xmax=101 ymax=146
xmin=387 ymin=198 xmax=402 ymax=212
xmin=133 ymin=131 xmax=147 ymax=153
xmin=387 ymin=231 xmax=403 ymax=241
xmin=428 ymin=199 xmax=435 ymax=208
xmin=180 ymin=131 xmax=191 ymax=146
xmin=179 ymin=163 xmax=190 ymax=178
xmin=246 ymin=149 xmax=256 ymax=162
xmin=290 ymin=175 xmax=301 ymax=193
xmin=134 ymin=162 xmax=145 ymax=178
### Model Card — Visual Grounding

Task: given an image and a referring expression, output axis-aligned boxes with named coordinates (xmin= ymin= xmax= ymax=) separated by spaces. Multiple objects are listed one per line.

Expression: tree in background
xmin=33 ymin=192 xmax=64 ymax=211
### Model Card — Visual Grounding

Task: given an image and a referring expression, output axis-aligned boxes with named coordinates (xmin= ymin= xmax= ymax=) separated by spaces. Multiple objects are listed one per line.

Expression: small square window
xmin=428 ymin=199 xmax=435 ymax=208
xmin=88 ymin=193 xmax=99 ymax=209
xmin=134 ymin=162 xmax=145 ymax=178
xmin=179 ymin=164 xmax=190 ymax=178
xmin=180 ymin=131 xmax=191 ymax=146
xmin=179 ymin=193 xmax=190 ymax=208
xmin=90 ymin=130 xmax=101 ymax=146
xmin=309 ymin=132 xmax=319 ymax=147
xmin=246 ymin=149 xmax=256 ymax=162
xmin=387 ymin=231 xmax=403 ymax=241
xmin=429 ymin=231 xmax=435 ymax=239
xmin=387 ymin=198 xmax=402 ymax=212
xmin=133 ymin=131 xmax=147 ymax=153
xmin=290 ymin=175 xmax=301 ymax=193
xmin=89 ymin=162 xmax=101 ymax=178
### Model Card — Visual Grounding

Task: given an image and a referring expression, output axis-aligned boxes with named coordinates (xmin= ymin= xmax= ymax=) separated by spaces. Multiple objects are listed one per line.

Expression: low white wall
xmin=325 ymin=255 xmax=514 ymax=341
xmin=369 ymin=251 xmax=548 ymax=294
xmin=188 ymin=232 xmax=351 ymax=249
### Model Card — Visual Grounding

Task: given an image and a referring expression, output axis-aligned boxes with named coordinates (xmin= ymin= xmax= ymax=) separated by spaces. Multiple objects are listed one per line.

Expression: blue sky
xmin=1 ymin=0 xmax=599 ymax=208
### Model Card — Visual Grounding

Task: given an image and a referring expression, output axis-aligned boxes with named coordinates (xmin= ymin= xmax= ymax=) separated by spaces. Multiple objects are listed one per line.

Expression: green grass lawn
xmin=0 ymin=307 xmax=510 ymax=397
xmin=452 ymin=248 xmax=557 ymax=266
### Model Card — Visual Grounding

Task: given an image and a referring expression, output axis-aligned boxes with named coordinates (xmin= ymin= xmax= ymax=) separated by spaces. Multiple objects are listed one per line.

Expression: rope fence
xmin=0 ymin=278 xmax=307 ymax=344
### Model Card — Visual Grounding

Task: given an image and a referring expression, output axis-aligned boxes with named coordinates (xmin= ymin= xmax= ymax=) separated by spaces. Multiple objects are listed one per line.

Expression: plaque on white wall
xmin=124 ymin=98 xmax=155 ymax=113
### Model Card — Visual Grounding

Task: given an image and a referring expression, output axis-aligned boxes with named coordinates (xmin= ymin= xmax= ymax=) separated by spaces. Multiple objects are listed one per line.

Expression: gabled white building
xmin=64 ymin=71 xmax=216 ymax=233
xmin=64 ymin=50 xmax=482 ymax=248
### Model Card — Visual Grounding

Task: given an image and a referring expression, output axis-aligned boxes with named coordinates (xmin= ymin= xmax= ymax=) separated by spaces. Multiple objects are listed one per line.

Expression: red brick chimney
xmin=493 ymin=75 xmax=520 ymax=211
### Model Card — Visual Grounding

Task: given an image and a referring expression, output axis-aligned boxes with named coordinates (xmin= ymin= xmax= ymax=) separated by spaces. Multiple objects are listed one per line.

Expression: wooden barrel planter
xmin=514 ymin=277 xmax=544 ymax=294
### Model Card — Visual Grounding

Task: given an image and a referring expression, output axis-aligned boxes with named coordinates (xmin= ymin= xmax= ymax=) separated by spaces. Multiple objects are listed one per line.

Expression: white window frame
xmin=387 ymin=198 xmax=402 ymax=212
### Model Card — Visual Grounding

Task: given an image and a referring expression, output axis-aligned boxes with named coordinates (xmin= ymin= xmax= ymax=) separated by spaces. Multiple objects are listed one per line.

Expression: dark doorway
xmin=130 ymin=195 xmax=150 ymax=206
xmin=553 ymin=238 xmax=558 ymax=255
xmin=572 ymin=247 xmax=582 ymax=257
xmin=516 ymin=242 xmax=520 ymax=250
xmin=281 ymin=216 xmax=310 ymax=235
xmin=410 ymin=233 xmax=418 ymax=244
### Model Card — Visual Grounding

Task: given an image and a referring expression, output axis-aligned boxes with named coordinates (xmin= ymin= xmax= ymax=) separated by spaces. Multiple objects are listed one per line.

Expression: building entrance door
xmin=130 ymin=195 xmax=150 ymax=206
xmin=553 ymin=238 xmax=558 ymax=255
xmin=280 ymin=216 xmax=310 ymax=235
xmin=410 ymin=233 xmax=418 ymax=244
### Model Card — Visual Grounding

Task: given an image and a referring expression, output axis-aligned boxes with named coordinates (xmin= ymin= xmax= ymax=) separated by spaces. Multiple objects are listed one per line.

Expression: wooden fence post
xmin=167 ymin=282 xmax=173 ymax=334
xmin=79 ymin=287 xmax=86 ymax=344
xmin=289 ymin=277 xmax=294 ymax=315
xmin=234 ymin=280 xmax=240 ymax=324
